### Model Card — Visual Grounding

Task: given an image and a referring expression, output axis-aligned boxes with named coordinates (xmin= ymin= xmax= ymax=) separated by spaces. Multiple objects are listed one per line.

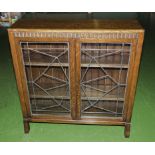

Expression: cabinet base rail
xmin=23 ymin=117 xmax=131 ymax=138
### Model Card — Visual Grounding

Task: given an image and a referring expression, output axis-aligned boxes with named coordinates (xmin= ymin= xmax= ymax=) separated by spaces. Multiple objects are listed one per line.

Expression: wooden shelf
xmin=25 ymin=62 xmax=69 ymax=67
xmin=81 ymin=63 xmax=128 ymax=68
xmin=30 ymin=94 xmax=124 ymax=101
xmin=82 ymin=96 xmax=124 ymax=101
xmin=25 ymin=62 xmax=128 ymax=68
xmin=30 ymin=94 xmax=70 ymax=100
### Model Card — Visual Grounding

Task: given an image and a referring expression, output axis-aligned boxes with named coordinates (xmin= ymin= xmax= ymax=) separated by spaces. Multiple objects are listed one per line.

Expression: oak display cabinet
xmin=8 ymin=19 xmax=144 ymax=137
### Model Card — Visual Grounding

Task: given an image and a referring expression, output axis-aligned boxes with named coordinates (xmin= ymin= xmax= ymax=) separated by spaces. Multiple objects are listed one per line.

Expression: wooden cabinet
xmin=8 ymin=19 xmax=144 ymax=137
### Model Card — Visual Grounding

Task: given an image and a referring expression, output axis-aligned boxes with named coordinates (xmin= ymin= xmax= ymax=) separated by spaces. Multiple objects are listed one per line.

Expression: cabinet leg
xmin=23 ymin=120 xmax=30 ymax=134
xmin=124 ymin=123 xmax=131 ymax=138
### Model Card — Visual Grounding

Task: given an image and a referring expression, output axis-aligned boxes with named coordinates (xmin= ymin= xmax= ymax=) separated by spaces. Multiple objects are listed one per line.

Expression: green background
xmin=0 ymin=12 xmax=155 ymax=141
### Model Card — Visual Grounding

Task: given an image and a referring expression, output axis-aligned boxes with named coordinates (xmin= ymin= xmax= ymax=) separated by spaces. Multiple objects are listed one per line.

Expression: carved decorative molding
xmin=14 ymin=31 xmax=139 ymax=39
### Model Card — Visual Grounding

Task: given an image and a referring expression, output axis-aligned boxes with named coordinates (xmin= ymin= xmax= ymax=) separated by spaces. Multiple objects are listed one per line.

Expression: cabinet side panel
xmin=8 ymin=31 xmax=30 ymax=118
xmin=125 ymin=32 xmax=144 ymax=123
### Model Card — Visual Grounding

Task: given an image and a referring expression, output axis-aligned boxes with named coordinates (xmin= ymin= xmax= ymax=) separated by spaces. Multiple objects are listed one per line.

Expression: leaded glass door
xmin=76 ymin=41 xmax=133 ymax=119
xmin=19 ymin=40 xmax=76 ymax=119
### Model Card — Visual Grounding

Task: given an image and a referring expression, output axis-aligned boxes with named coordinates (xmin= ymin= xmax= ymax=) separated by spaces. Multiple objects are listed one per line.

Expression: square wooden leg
xmin=23 ymin=120 xmax=30 ymax=134
xmin=124 ymin=123 xmax=131 ymax=138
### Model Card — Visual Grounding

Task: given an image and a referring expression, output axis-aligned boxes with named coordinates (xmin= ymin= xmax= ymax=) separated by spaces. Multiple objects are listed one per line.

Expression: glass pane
xmin=20 ymin=42 xmax=70 ymax=115
xmin=80 ymin=43 xmax=132 ymax=117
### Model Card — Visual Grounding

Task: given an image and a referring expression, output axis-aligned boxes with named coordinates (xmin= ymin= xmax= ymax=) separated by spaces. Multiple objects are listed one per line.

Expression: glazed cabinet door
xmin=16 ymin=39 xmax=76 ymax=119
xmin=76 ymin=39 xmax=136 ymax=119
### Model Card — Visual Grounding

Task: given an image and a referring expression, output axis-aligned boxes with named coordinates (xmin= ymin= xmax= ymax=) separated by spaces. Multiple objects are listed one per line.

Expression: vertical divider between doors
xmin=70 ymin=39 xmax=78 ymax=120
xmin=75 ymin=39 xmax=81 ymax=120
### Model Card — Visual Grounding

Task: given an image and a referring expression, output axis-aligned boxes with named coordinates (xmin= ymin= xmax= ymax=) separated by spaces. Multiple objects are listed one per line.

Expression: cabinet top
xmin=9 ymin=19 xmax=144 ymax=32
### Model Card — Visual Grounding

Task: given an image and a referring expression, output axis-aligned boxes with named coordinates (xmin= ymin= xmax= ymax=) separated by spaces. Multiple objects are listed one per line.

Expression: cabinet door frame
xmin=75 ymin=38 xmax=137 ymax=120
xmin=8 ymin=31 xmax=77 ymax=120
